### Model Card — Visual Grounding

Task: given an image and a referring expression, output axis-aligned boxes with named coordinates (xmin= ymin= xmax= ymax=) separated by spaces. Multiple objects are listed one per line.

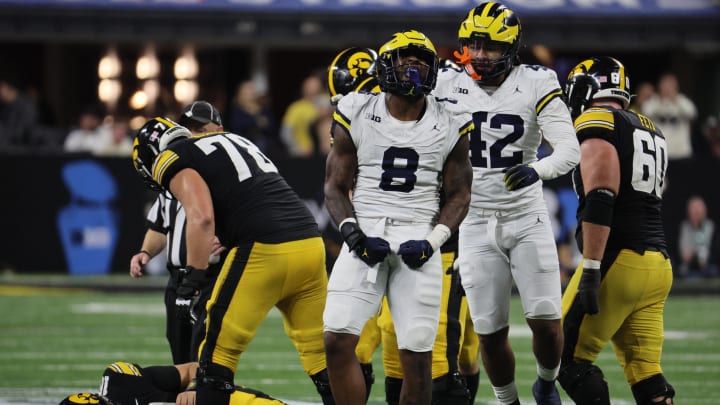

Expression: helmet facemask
xmin=456 ymin=38 xmax=516 ymax=84
xmin=565 ymin=74 xmax=601 ymax=121
xmin=456 ymin=2 xmax=522 ymax=85
xmin=378 ymin=46 xmax=438 ymax=101
xmin=376 ymin=30 xmax=439 ymax=101
xmin=132 ymin=136 xmax=163 ymax=191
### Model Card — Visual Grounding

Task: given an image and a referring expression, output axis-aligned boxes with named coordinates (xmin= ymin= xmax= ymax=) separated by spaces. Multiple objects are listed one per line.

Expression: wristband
xmin=583 ymin=258 xmax=601 ymax=270
xmin=426 ymin=224 xmax=452 ymax=252
xmin=338 ymin=217 xmax=357 ymax=229
xmin=139 ymin=250 xmax=151 ymax=257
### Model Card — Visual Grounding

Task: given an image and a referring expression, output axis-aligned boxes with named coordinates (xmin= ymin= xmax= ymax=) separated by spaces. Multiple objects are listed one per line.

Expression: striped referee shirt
xmin=146 ymin=192 xmax=187 ymax=268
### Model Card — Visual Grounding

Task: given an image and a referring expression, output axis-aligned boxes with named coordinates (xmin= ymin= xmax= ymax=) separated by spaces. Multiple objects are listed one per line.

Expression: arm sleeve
xmin=143 ymin=365 xmax=182 ymax=393
xmin=533 ymin=98 xmax=580 ymax=180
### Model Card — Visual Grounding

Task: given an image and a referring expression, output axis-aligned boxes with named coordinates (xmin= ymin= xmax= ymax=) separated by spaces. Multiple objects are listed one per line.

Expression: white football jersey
xmin=434 ymin=64 xmax=578 ymax=211
xmin=334 ymin=92 xmax=473 ymax=223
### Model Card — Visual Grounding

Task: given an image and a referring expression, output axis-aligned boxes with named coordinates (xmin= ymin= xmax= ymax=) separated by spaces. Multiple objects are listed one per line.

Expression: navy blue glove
xmin=577 ymin=267 xmax=600 ymax=315
xmin=176 ymin=266 xmax=210 ymax=323
xmin=503 ymin=164 xmax=539 ymax=191
xmin=340 ymin=220 xmax=391 ymax=267
xmin=398 ymin=240 xmax=434 ymax=269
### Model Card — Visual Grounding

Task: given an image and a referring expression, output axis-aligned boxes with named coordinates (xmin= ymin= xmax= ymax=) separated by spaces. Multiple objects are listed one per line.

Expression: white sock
xmin=492 ymin=381 xmax=519 ymax=404
xmin=537 ymin=362 xmax=560 ymax=381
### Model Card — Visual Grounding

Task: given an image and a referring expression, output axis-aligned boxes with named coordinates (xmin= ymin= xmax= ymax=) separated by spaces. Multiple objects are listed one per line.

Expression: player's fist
xmin=503 ymin=164 xmax=539 ymax=191
xmin=340 ymin=219 xmax=391 ymax=267
xmin=577 ymin=267 xmax=600 ymax=315
xmin=398 ymin=240 xmax=434 ymax=269
xmin=356 ymin=237 xmax=391 ymax=267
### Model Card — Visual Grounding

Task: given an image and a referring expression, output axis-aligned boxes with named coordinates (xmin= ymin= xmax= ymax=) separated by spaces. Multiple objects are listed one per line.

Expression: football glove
xmin=175 ymin=266 xmax=210 ymax=323
xmin=398 ymin=240 xmax=434 ymax=269
xmin=577 ymin=266 xmax=601 ymax=315
xmin=340 ymin=219 xmax=391 ymax=267
xmin=503 ymin=164 xmax=539 ymax=191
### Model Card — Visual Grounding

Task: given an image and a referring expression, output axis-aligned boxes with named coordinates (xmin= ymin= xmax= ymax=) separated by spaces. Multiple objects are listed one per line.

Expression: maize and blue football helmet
xmin=132 ymin=117 xmax=191 ymax=191
xmin=456 ymin=2 xmax=521 ymax=84
xmin=376 ymin=30 xmax=439 ymax=100
xmin=565 ymin=56 xmax=631 ymax=120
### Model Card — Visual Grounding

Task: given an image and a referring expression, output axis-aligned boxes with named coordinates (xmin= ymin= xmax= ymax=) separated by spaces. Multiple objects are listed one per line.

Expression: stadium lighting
xmin=98 ymin=79 xmax=121 ymax=104
xmin=174 ymin=47 xmax=198 ymax=80
xmin=143 ymin=79 xmax=160 ymax=104
xmin=98 ymin=48 xmax=121 ymax=79
xmin=129 ymin=89 xmax=149 ymax=110
xmin=174 ymin=79 xmax=198 ymax=105
xmin=136 ymin=46 xmax=160 ymax=80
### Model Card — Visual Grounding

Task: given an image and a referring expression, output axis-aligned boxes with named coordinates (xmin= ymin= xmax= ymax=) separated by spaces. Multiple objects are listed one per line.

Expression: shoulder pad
xmin=574 ymin=107 xmax=616 ymax=132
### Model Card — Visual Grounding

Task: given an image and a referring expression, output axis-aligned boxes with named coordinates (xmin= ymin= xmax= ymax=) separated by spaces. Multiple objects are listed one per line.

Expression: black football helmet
xmin=59 ymin=392 xmax=114 ymax=405
xmin=376 ymin=30 xmax=439 ymax=100
xmin=456 ymin=2 xmax=521 ymax=84
xmin=565 ymin=56 xmax=631 ymax=120
xmin=327 ymin=47 xmax=380 ymax=98
xmin=132 ymin=117 xmax=191 ymax=191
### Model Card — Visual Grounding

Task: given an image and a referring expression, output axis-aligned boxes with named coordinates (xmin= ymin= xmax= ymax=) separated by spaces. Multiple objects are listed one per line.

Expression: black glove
xmin=175 ymin=266 xmax=210 ymax=323
xmin=398 ymin=240 xmax=434 ymax=269
xmin=577 ymin=266 xmax=601 ymax=315
xmin=340 ymin=220 xmax=391 ymax=267
xmin=503 ymin=164 xmax=540 ymax=191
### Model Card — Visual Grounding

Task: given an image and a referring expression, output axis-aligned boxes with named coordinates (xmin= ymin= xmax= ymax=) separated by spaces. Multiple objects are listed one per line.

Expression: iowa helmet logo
xmin=327 ymin=47 xmax=379 ymax=97
xmin=59 ymin=392 xmax=114 ymax=405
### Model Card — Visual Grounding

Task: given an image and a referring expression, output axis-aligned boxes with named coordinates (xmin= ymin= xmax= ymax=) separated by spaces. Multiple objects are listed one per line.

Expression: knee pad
xmin=431 ymin=372 xmax=471 ymax=405
xmin=310 ymin=368 xmax=335 ymax=405
xmin=360 ymin=363 xmax=375 ymax=402
xmin=631 ymin=374 xmax=675 ymax=405
xmin=558 ymin=361 xmax=609 ymax=405
xmin=197 ymin=363 xmax=233 ymax=405
xmin=385 ymin=376 xmax=403 ymax=405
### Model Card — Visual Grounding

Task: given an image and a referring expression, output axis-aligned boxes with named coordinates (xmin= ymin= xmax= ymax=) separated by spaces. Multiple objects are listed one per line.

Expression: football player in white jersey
xmin=433 ymin=3 xmax=580 ymax=405
xmin=323 ymin=30 xmax=474 ymax=404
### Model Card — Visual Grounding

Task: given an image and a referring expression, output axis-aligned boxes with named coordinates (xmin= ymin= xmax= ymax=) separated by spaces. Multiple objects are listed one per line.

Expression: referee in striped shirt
xmin=129 ymin=101 xmax=226 ymax=364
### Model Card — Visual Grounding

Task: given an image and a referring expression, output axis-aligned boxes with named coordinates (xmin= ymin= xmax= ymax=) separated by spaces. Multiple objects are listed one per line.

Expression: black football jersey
xmin=572 ymin=107 xmax=668 ymax=255
xmin=100 ymin=363 xmax=179 ymax=405
xmin=152 ymin=132 xmax=319 ymax=245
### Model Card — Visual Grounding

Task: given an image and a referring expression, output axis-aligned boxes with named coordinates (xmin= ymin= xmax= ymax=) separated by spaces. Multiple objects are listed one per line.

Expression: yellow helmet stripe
xmin=535 ymin=88 xmax=563 ymax=115
xmin=617 ymin=61 xmax=627 ymax=92
xmin=155 ymin=116 xmax=177 ymax=128
xmin=356 ymin=76 xmax=376 ymax=92
xmin=327 ymin=49 xmax=348 ymax=97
